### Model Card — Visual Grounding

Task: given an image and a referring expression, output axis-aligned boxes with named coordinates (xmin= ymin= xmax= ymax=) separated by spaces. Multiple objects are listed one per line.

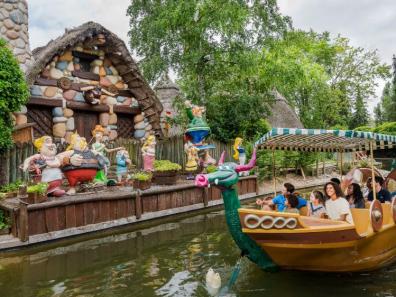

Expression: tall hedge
xmin=0 ymin=38 xmax=29 ymax=151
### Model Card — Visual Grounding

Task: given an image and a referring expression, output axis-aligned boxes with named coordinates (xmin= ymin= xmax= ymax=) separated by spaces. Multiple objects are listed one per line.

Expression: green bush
xmin=132 ymin=171 xmax=152 ymax=181
xmin=154 ymin=160 xmax=182 ymax=172
xmin=373 ymin=122 xmax=396 ymax=135
xmin=0 ymin=39 xmax=29 ymax=152
xmin=354 ymin=125 xmax=373 ymax=132
xmin=0 ymin=180 xmax=22 ymax=193
xmin=27 ymin=183 xmax=48 ymax=195
xmin=0 ymin=209 xmax=9 ymax=229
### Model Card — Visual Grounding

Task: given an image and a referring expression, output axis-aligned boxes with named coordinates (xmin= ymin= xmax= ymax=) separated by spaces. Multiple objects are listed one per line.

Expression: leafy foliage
xmin=132 ymin=171 xmax=152 ymax=181
xmin=0 ymin=39 xmax=29 ymax=151
xmin=0 ymin=180 xmax=22 ymax=193
xmin=0 ymin=209 xmax=10 ymax=229
xmin=154 ymin=160 xmax=182 ymax=172
xmin=27 ymin=183 xmax=48 ymax=195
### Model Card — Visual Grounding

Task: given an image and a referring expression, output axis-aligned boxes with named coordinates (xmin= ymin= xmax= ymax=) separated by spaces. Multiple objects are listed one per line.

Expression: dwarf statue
xmin=57 ymin=133 xmax=100 ymax=195
xmin=22 ymin=136 xmax=65 ymax=197
xmin=141 ymin=134 xmax=156 ymax=171
xmin=116 ymin=149 xmax=131 ymax=184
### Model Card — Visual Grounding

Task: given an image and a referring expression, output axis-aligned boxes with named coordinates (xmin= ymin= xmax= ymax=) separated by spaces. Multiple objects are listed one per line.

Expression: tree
xmin=0 ymin=39 xmax=29 ymax=151
xmin=128 ymin=0 xmax=291 ymax=141
xmin=377 ymin=57 xmax=396 ymax=123
xmin=349 ymin=90 xmax=369 ymax=129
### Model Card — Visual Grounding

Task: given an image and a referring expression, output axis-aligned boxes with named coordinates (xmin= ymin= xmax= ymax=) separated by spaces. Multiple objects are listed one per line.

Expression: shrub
xmin=27 ymin=183 xmax=48 ymax=195
xmin=0 ymin=209 xmax=10 ymax=229
xmin=0 ymin=38 xmax=29 ymax=152
xmin=132 ymin=171 xmax=152 ymax=181
xmin=373 ymin=122 xmax=396 ymax=135
xmin=154 ymin=160 xmax=182 ymax=172
xmin=0 ymin=180 xmax=22 ymax=193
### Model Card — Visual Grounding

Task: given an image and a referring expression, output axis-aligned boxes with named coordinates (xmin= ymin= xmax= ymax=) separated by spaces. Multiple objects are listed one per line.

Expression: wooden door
xmin=27 ymin=105 xmax=53 ymax=138
xmin=74 ymin=111 xmax=99 ymax=141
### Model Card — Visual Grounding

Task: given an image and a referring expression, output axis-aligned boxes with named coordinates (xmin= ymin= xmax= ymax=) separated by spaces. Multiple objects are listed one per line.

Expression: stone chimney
xmin=0 ymin=0 xmax=34 ymax=73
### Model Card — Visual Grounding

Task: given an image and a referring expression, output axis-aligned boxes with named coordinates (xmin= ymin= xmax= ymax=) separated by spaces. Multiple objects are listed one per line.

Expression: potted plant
xmin=0 ymin=180 xmax=23 ymax=199
xmin=0 ymin=209 xmax=10 ymax=235
xmin=153 ymin=160 xmax=182 ymax=185
xmin=26 ymin=182 xmax=48 ymax=204
xmin=132 ymin=171 xmax=152 ymax=190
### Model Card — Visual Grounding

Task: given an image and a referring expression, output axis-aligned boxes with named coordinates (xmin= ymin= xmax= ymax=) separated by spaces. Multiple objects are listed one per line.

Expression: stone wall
xmin=0 ymin=0 xmax=33 ymax=73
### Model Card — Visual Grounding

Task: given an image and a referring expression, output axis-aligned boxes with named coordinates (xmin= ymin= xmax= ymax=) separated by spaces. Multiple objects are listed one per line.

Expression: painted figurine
xmin=22 ymin=136 xmax=65 ymax=197
xmin=58 ymin=133 xmax=100 ymax=195
xmin=185 ymin=100 xmax=211 ymax=145
xmin=141 ymin=134 xmax=156 ymax=171
xmin=233 ymin=137 xmax=248 ymax=176
xmin=116 ymin=149 xmax=131 ymax=184
xmin=185 ymin=141 xmax=199 ymax=180
xmin=198 ymin=149 xmax=217 ymax=172
xmin=91 ymin=125 xmax=124 ymax=183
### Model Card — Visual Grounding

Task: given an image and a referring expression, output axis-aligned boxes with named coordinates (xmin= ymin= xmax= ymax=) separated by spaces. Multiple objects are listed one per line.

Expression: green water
xmin=0 ymin=210 xmax=396 ymax=297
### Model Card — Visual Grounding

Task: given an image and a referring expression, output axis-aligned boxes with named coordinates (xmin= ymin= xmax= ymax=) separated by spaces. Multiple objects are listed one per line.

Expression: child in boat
xmin=346 ymin=183 xmax=365 ymax=209
xmin=324 ymin=182 xmax=354 ymax=224
xmin=256 ymin=183 xmax=307 ymax=211
xmin=284 ymin=193 xmax=300 ymax=214
xmin=307 ymin=190 xmax=327 ymax=218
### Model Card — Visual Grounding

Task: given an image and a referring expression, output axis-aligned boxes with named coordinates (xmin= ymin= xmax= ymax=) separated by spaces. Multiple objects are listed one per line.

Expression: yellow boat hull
xmin=239 ymin=201 xmax=396 ymax=272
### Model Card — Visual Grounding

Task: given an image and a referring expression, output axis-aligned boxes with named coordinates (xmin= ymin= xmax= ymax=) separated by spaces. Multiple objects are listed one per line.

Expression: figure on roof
xmin=184 ymin=100 xmax=211 ymax=145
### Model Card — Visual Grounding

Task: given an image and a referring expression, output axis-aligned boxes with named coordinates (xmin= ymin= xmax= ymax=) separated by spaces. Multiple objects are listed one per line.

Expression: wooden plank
xmin=72 ymin=50 xmax=99 ymax=60
xmin=157 ymin=193 xmax=167 ymax=211
xmin=142 ymin=195 xmax=158 ymax=213
xmin=57 ymin=206 xmax=66 ymax=231
xmin=18 ymin=202 xmax=29 ymax=241
xmin=125 ymin=198 xmax=135 ymax=217
xmin=116 ymin=200 xmax=128 ymax=219
xmin=35 ymin=77 xmax=58 ymax=87
xmin=45 ymin=207 xmax=58 ymax=232
xmin=75 ymin=204 xmax=84 ymax=227
xmin=28 ymin=210 xmax=46 ymax=235
xmin=109 ymin=200 xmax=118 ymax=220
xmin=65 ymin=205 xmax=77 ymax=229
xmin=83 ymin=202 xmax=95 ymax=225
xmin=135 ymin=192 xmax=142 ymax=219
xmin=92 ymin=201 xmax=101 ymax=224
xmin=72 ymin=70 xmax=100 ymax=81
xmin=99 ymin=200 xmax=110 ymax=222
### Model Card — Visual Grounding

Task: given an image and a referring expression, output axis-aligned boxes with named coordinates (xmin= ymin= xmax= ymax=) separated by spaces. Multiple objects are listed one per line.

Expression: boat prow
xmin=239 ymin=199 xmax=396 ymax=272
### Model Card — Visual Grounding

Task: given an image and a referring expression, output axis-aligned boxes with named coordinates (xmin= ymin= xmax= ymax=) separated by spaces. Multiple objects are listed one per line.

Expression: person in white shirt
xmin=324 ymin=182 xmax=354 ymax=224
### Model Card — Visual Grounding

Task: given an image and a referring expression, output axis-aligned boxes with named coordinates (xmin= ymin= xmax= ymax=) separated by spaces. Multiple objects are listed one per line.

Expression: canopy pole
xmin=370 ymin=141 xmax=377 ymax=201
xmin=272 ymin=149 xmax=276 ymax=197
xmin=316 ymin=150 xmax=319 ymax=177
xmin=340 ymin=150 xmax=343 ymax=180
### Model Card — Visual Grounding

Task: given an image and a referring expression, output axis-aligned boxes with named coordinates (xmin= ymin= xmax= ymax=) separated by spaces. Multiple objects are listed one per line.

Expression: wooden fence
xmin=0 ymin=136 xmax=234 ymax=185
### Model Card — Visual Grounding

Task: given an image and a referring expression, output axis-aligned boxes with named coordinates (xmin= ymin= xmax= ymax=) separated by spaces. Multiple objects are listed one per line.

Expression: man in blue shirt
xmin=368 ymin=176 xmax=391 ymax=203
xmin=257 ymin=182 xmax=307 ymax=211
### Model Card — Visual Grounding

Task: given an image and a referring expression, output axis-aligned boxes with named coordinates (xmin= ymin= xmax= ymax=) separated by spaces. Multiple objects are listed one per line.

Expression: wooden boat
xmin=196 ymin=128 xmax=396 ymax=272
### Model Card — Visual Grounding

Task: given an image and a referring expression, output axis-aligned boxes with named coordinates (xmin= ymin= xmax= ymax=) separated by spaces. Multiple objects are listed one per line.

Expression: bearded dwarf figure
xmin=22 ymin=136 xmax=66 ymax=197
xmin=58 ymin=133 xmax=100 ymax=195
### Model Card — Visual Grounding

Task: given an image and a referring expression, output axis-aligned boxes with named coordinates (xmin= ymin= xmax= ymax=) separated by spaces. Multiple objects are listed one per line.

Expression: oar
xmin=218 ymin=256 xmax=244 ymax=296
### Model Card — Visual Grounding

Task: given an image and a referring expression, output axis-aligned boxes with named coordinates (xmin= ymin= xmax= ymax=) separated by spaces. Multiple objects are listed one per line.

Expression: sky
xmin=28 ymin=0 xmax=395 ymax=112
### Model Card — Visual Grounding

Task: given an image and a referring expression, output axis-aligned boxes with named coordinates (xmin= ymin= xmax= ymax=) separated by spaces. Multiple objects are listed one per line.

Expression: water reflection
xmin=0 ymin=210 xmax=396 ymax=296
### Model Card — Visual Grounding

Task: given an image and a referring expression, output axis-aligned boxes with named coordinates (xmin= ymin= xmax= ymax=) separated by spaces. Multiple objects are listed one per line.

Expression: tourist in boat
xmin=256 ymin=182 xmax=307 ymax=211
xmin=368 ymin=176 xmax=391 ymax=203
xmin=346 ymin=183 xmax=365 ymax=208
xmin=362 ymin=177 xmax=372 ymax=199
xmin=284 ymin=193 xmax=300 ymax=214
xmin=307 ymin=190 xmax=327 ymax=218
xmin=324 ymin=182 xmax=354 ymax=224
xmin=330 ymin=177 xmax=341 ymax=185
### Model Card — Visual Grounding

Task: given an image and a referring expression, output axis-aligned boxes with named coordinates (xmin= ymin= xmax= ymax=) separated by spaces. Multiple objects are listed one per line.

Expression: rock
xmin=66 ymin=117 xmax=75 ymax=131
xmin=53 ymin=123 xmax=66 ymax=138
xmin=131 ymin=99 xmax=139 ymax=107
xmin=4 ymin=3 xmax=13 ymax=11
xmin=99 ymin=113 xmax=109 ymax=126
xmin=6 ymin=30 xmax=18 ymax=40
xmin=53 ymin=117 xmax=67 ymax=123
xmin=49 ymin=68 xmax=63 ymax=79
xmin=59 ymin=51 xmax=73 ymax=62
xmin=16 ymin=55 xmax=26 ymax=64
xmin=63 ymin=89 xmax=76 ymax=100
xmin=41 ymin=68 xmax=50 ymax=78
xmin=15 ymin=105 xmax=27 ymax=114
xmin=4 ymin=19 xmax=15 ymax=29
xmin=107 ymin=75 xmax=118 ymax=85
xmin=115 ymin=81 xmax=124 ymax=89
xmin=105 ymin=67 xmax=112 ymax=75
xmin=63 ymin=108 xmax=74 ymax=117
xmin=74 ymin=92 xmax=84 ymax=102
xmin=14 ymin=25 xmax=21 ymax=32
xmin=52 ymin=107 xmax=63 ymax=117
xmin=92 ymin=66 xmax=100 ymax=75
xmin=145 ymin=124 xmax=152 ymax=131
xmin=10 ymin=11 xmax=25 ymax=25
xmin=109 ymin=130 xmax=118 ymax=140
xmin=108 ymin=125 xmax=117 ymax=130
xmin=56 ymin=61 xmax=68 ymax=71
xmin=105 ymin=96 xmax=117 ymax=105
xmin=91 ymin=59 xmax=103 ymax=67
xmin=74 ymin=63 xmax=81 ymax=71
xmin=134 ymin=121 xmax=146 ymax=130
xmin=109 ymin=113 xmax=117 ymax=125
xmin=145 ymin=131 xmax=151 ymax=139
xmin=89 ymin=80 xmax=99 ymax=86
xmin=65 ymin=131 xmax=73 ymax=143
xmin=134 ymin=129 xmax=146 ymax=139
xmin=109 ymin=66 xmax=118 ymax=76
xmin=14 ymin=38 xmax=25 ymax=49
xmin=116 ymin=96 xmax=126 ymax=103
xmin=122 ymin=98 xmax=132 ymax=106
xmin=44 ymin=86 xmax=58 ymax=97
xmin=100 ymin=77 xmax=111 ymax=87
xmin=30 ymin=85 xmax=42 ymax=97
xmin=15 ymin=114 xmax=27 ymax=126
xmin=67 ymin=62 xmax=74 ymax=72
xmin=134 ymin=114 xmax=144 ymax=123
xmin=99 ymin=66 xmax=106 ymax=77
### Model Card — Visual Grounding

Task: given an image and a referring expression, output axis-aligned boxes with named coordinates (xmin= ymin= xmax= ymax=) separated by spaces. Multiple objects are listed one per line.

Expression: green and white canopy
xmin=255 ymin=128 xmax=396 ymax=152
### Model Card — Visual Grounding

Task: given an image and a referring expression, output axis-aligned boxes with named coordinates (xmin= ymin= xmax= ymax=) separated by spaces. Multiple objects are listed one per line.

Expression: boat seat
xmin=351 ymin=208 xmax=371 ymax=235
xmin=381 ymin=203 xmax=393 ymax=225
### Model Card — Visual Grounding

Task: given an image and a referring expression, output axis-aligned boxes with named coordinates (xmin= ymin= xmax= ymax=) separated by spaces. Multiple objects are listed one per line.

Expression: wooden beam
xmin=28 ymin=97 xmax=140 ymax=115
xmin=72 ymin=50 xmax=99 ymax=60
xmin=72 ymin=70 xmax=100 ymax=81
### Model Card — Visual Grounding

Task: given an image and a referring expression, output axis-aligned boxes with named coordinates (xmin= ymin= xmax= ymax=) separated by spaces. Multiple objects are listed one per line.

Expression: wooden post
xmin=18 ymin=201 xmax=29 ymax=242
xmin=272 ymin=149 xmax=276 ymax=196
xmin=203 ymin=187 xmax=209 ymax=207
xmin=135 ymin=191 xmax=142 ymax=219
xmin=370 ymin=141 xmax=377 ymax=201
xmin=322 ymin=155 xmax=325 ymax=176
xmin=316 ymin=152 xmax=319 ymax=177
xmin=340 ymin=150 xmax=344 ymax=180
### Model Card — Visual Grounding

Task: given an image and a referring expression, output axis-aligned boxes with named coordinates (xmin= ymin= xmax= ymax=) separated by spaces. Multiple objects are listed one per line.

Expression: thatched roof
xmin=26 ymin=21 xmax=163 ymax=135
xmin=267 ymin=91 xmax=303 ymax=129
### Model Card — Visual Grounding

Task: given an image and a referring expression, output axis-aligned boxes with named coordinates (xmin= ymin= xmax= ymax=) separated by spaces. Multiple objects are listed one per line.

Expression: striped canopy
xmin=255 ymin=128 xmax=396 ymax=152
